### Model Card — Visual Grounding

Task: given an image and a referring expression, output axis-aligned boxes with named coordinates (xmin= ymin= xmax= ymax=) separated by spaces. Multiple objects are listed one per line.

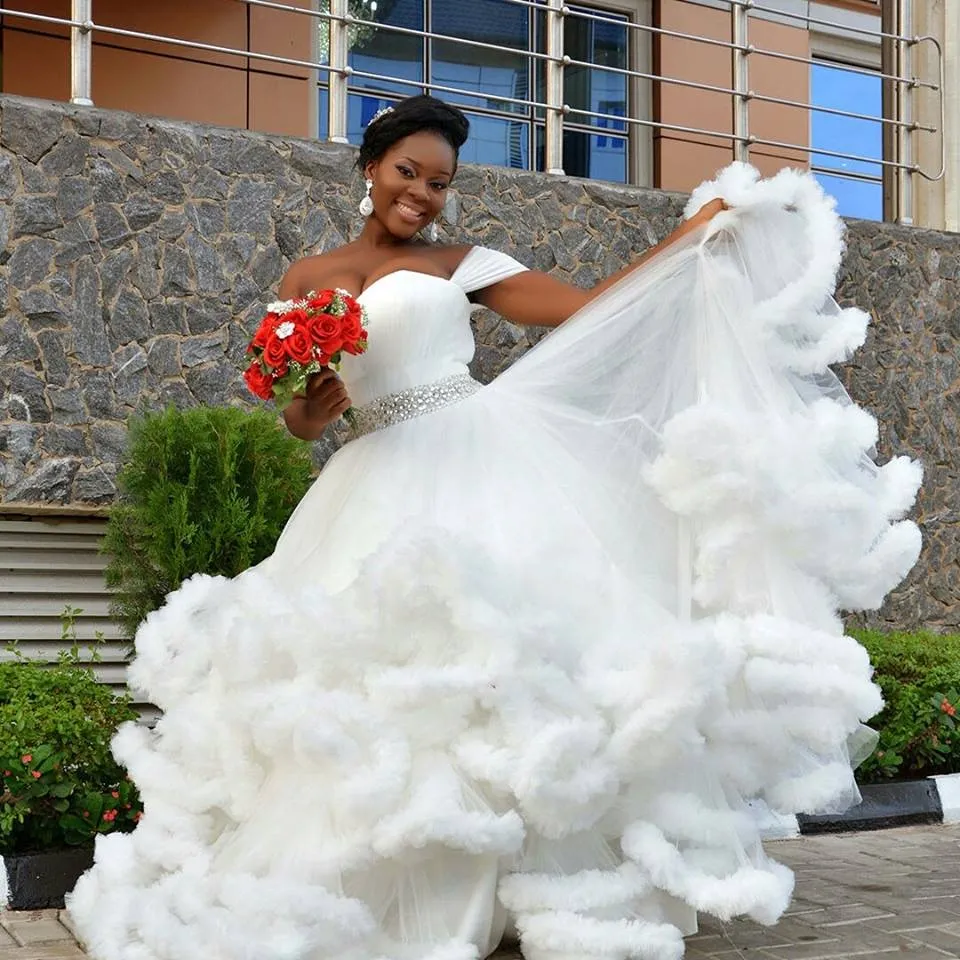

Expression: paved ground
xmin=2 ymin=825 xmax=959 ymax=959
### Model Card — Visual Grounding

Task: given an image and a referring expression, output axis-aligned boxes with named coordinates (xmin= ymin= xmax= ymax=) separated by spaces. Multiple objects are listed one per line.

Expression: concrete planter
xmin=1 ymin=846 xmax=94 ymax=910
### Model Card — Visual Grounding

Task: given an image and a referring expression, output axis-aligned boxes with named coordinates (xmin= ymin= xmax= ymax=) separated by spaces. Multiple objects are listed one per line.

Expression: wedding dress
xmin=68 ymin=164 xmax=921 ymax=960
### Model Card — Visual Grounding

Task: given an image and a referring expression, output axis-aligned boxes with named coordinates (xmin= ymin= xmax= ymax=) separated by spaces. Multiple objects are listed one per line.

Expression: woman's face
xmin=365 ymin=131 xmax=456 ymax=240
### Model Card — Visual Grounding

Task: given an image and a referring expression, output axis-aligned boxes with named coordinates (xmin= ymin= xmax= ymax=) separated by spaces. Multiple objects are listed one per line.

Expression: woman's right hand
xmin=283 ymin=369 xmax=352 ymax=440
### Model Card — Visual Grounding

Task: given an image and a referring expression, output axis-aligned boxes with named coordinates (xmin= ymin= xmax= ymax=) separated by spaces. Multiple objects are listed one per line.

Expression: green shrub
xmin=0 ymin=652 xmax=141 ymax=855
xmin=103 ymin=405 xmax=313 ymax=635
xmin=853 ymin=628 xmax=960 ymax=782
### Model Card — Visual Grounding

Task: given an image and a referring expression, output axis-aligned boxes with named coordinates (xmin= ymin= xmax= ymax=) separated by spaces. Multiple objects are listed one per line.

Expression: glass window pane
xmin=459 ymin=111 xmax=530 ymax=169
xmin=319 ymin=87 xmax=329 ymax=139
xmin=347 ymin=93 xmax=400 ymax=144
xmin=431 ymin=0 xmax=530 ymax=115
xmin=811 ymin=61 xmax=882 ymax=178
xmin=348 ymin=0 xmax=424 ymax=96
xmin=535 ymin=5 xmax=628 ymax=130
xmin=814 ymin=172 xmax=882 ymax=221
xmin=536 ymin=125 xmax=627 ymax=182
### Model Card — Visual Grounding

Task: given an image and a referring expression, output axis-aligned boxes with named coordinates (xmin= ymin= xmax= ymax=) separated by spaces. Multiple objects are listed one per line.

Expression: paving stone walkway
xmin=2 ymin=825 xmax=959 ymax=959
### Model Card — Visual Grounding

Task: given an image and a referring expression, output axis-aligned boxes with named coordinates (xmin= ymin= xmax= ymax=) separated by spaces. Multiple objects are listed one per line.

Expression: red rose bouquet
xmin=243 ymin=289 xmax=368 ymax=409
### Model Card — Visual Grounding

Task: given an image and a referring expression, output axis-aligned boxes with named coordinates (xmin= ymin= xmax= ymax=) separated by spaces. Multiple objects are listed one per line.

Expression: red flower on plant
xmin=31 ymin=770 xmax=41 ymax=779
xmin=941 ymin=698 xmax=957 ymax=717
xmin=111 ymin=791 xmax=120 ymax=798
xmin=21 ymin=754 xmax=32 ymax=764
xmin=103 ymin=809 xmax=118 ymax=823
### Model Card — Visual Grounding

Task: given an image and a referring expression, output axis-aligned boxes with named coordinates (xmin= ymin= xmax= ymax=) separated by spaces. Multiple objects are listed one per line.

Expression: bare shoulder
xmin=434 ymin=243 xmax=477 ymax=275
xmin=279 ymin=248 xmax=357 ymax=298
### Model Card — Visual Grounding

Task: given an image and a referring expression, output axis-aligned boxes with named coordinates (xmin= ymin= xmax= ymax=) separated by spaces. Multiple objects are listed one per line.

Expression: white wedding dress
xmin=68 ymin=165 xmax=922 ymax=960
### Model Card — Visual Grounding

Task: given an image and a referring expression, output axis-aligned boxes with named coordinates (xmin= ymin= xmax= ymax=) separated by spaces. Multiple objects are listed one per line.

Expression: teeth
xmin=396 ymin=202 xmax=423 ymax=218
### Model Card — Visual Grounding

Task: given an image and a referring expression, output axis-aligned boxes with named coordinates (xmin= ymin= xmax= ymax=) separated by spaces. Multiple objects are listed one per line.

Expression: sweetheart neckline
xmin=356 ymin=269 xmax=459 ymax=300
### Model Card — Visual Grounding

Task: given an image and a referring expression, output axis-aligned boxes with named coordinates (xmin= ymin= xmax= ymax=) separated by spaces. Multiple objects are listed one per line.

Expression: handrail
xmin=0 ymin=0 xmax=945 ymax=218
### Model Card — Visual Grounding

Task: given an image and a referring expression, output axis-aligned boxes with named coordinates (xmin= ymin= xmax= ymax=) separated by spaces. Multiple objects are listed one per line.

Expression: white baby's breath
xmin=267 ymin=300 xmax=296 ymax=314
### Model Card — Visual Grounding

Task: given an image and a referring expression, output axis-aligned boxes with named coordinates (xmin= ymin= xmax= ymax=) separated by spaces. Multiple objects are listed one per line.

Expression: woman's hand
xmin=283 ymin=369 xmax=352 ymax=441
xmin=304 ymin=368 xmax=351 ymax=423
xmin=687 ymin=197 xmax=731 ymax=229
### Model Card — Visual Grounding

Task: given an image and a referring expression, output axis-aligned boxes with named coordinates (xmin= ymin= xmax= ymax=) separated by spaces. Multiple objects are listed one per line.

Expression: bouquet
xmin=243 ymin=289 xmax=368 ymax=409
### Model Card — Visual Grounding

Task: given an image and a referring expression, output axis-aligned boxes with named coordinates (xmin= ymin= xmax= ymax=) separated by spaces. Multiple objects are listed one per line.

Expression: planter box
xmin=1 ymin=846 xmax=94 ymax=910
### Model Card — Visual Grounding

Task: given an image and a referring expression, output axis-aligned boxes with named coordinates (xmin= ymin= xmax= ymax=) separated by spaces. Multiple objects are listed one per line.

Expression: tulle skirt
xmin=67 ymin=164 xmax=922 ymax=960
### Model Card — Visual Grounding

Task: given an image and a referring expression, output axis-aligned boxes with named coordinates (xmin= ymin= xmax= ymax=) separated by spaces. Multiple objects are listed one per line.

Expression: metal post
xmin=544 ymin=0 xmax=565 ymax=175
xmin=731 ymin=0 xmax=750 ymax=163
xmin=881 ymin=0 xmax=898 ymax=221
xmin=70 ymin=0 xmax=94 ymax=106
xmin=898 ymin=0 xmax=914 ymax=224
xmin=328 ymin=0 xmax=349 ymax=143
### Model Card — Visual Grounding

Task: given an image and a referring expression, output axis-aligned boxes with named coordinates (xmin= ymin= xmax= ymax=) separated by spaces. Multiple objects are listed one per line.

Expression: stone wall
xmin=1 ymin=95 xmax=958 ymax=630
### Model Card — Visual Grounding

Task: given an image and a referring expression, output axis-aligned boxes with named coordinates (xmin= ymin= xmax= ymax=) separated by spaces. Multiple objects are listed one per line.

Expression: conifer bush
xmin=103 ymin=406 xmax=313 ymax=635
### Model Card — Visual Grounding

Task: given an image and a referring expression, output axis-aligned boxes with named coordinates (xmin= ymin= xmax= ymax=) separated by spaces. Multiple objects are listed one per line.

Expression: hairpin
xmin=367 ymin=106 xmax=395 ymax=127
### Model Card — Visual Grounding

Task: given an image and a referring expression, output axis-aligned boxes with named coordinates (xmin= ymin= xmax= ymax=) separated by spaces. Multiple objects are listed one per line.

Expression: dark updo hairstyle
xmin=356 ymin=95 xmax=470 ymax=172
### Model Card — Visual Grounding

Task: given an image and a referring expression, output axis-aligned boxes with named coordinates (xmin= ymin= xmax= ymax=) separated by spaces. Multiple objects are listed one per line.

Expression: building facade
xmin=1 ymin=0 xmax=957 ymax=228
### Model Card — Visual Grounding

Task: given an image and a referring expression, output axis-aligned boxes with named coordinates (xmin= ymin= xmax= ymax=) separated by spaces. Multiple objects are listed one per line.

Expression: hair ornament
xmin=367 ymin=106 xmax=395 ymax=127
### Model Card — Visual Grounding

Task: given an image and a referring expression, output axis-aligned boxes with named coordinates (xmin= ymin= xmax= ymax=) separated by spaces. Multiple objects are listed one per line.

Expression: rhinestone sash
xmin=347 ymin=372 xmax=482 ymax=439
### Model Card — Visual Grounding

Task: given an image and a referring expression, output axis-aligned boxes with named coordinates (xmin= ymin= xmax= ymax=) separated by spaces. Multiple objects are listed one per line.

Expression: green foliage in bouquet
xmin=103 ymin=405 xmax=313 ymax=635
xmin=854 ymin=628 xmax=960 ymax=782
xmin=0 ymin=631 xmax=141 ymax=855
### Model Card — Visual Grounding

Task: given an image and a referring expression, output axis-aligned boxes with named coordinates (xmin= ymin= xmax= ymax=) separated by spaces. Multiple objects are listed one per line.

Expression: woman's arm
xmin=474 ymin=198 xmax=727 ymax=328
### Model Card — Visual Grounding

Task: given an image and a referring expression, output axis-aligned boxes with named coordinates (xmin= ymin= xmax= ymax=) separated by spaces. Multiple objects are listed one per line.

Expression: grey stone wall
xmin=0 ymin=95 xmax=957 ymax=630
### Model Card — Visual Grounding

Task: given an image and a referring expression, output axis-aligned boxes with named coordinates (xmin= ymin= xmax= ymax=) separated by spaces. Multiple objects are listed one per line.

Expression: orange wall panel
xmin=249 ymin=70 xmax=312 ymax=138
xmin=748 ymin=17 xmax=809 ymax=170
xmin=1 ymin=0 xmax=314 ymax=137
xmin=93 ymin=44 xmax=247 ymax=130
xmin=250 ymin=0 xmax=314 ymax=77
xmin=93 ymin=0 xmax=248 ymax=69
xmin=655 ymin=0 xmax=734 ymax=192
xmin=1 ymin=30 xmax=70 ymax=103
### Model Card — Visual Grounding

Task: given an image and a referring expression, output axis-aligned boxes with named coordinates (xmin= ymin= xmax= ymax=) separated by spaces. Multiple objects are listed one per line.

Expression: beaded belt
xmin=347 ymin=372 xmax=482 ymax=439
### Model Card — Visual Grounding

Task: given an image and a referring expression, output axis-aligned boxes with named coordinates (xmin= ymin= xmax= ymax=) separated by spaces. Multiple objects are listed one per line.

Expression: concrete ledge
xmin=797 ymin=777 xmax=948 ymax=835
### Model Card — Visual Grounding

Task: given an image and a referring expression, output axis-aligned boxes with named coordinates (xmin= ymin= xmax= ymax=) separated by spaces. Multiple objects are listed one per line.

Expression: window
xmin=810 ymin=59 xmax=883 ymax=220
xmin=317 ymin=0 xmax=634 ymax=184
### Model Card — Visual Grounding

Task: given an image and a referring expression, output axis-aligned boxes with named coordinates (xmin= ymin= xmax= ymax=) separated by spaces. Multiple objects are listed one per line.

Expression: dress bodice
xmin=336 ymin=247 xmax=528 ymax=407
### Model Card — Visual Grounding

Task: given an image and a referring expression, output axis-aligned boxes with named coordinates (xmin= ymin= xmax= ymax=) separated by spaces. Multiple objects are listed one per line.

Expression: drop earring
xmin=427 ymin=221 xmax=439 ymax=242
xmin=359 ymin=179 xmax=374 ymax=217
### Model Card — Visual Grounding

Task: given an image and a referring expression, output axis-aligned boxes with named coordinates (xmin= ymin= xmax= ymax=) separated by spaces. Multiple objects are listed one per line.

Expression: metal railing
xmin=0 ymin=0 xmax=945 ymax=222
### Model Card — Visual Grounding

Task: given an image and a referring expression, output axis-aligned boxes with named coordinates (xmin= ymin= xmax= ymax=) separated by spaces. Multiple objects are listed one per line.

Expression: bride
xmin=68 ymin=95 xmax=922 ymax=960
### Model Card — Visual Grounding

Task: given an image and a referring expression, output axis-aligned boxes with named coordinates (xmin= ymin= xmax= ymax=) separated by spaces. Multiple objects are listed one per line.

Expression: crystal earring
xmin=427 ymin=221 xmax=439 ymax=242
xmin=359 ymin=179 xmax=374 ymax=217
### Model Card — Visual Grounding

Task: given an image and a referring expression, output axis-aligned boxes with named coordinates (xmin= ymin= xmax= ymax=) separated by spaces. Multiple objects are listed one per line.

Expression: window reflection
xmin=318 ymin=1 xmax=631 ymax=183
xmin=431 ymin=0 xmax=530 ymax=115
xmin=811 ymin=61 xmax=882 ymax=220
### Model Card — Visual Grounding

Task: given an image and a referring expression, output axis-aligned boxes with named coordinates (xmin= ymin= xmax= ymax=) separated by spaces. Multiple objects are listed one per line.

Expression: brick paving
xmin=2 ymin=825 xmax=959 ymax=959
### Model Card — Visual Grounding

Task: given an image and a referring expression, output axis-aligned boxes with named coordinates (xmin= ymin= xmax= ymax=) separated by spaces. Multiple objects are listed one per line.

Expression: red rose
xmin=284 ymin=307 xmax=310 ymax=328
xmin=243 ymin=362 xmax=274 ymax=400
xmin=262 ymin=334 xmax=288 ymax=370
xmin=285 ymin=329 xmax=314 ymax=365
xmin=341 ymin=310 xmax=364 ymax=345
xmin=307 ymin=290 xmax=335 ymax=311
xmin=307 ymin=314 xmax=344 ymax=356
xmin=251 ymin=317 xmax=277 ymax=350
